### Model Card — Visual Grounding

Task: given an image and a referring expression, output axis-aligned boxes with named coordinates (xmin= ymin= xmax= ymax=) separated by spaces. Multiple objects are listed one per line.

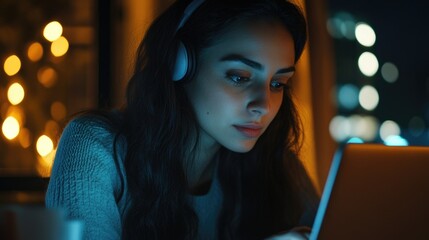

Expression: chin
xmin=226 ymin=141 xmax=257 ymax=153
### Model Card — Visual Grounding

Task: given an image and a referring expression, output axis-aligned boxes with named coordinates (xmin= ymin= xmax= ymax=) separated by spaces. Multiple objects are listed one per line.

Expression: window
xmin=0 ymin=0 xmax=97 ymax=176
xmin=327 ymin=0 xmax=428 ymax=146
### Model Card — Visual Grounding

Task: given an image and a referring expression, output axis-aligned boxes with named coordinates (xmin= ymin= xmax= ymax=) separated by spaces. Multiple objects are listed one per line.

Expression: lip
xmin=233 ymin=124 xmax=263 ymax=138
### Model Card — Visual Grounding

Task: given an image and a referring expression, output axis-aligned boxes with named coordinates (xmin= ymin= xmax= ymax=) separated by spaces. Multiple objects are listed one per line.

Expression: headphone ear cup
xmin=172 ymin=41 xmax=195 ymax=81
xmin=172 ymin=41 xmax=188 ymax=81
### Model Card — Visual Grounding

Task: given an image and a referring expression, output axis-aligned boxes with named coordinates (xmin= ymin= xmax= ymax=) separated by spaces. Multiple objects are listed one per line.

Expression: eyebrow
xmin=219 ymin=54 xmax=295 ymax=74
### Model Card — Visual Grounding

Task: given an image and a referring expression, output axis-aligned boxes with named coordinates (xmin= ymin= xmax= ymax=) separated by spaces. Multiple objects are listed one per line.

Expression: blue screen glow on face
xmin=184 ymin=21 xmax=296 ymax=153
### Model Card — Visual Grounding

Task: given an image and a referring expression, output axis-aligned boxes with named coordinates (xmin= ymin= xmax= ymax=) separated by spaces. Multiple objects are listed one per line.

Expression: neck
xmin=186 ymin=135 xmax=220 ymax=194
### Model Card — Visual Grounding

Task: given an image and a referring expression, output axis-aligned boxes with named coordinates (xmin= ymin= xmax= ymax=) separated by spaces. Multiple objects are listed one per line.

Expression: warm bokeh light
xmin=51 ymin=101 xmax=67 ymax=121
xmin=379 ymin=120 xmax=401 ymax=141
xmin=381 ymin=62 xmax=399 ymax=83
xmin=355 ymin=22 xmax=376 ymax=47
xmin=43 ymin=21 xmax=63 ymax=42
xmin=36 ymin=135 xmax=54 ymax=157
xmin=18 ymin=128 xmax=32 ymax=148
xmin=37 ymin=66 xmax=58 ymax=87
xmin=6 ymin=105 xmax=25 ymax=126
xmin=37 ymin=149 xmax=56 ymax=177
xmin=45 ymin=120 xmax=60 ymax=137
xmin=358 ymin=52 xmax=379 ymax=77
xmin=359 ymin=85 xmax=379 ymax=111
xmin=3 ymin=55 xmax=21 ymax=76
xmin=2 ymin=116 xmax=20 ymax=140
xmin=27 ymin=42 xmax=44 ymax=62
xmin=7 ymin=82 xmax=25 ymax=105
xmin=51 ymin=36 xmax=69 ymax=57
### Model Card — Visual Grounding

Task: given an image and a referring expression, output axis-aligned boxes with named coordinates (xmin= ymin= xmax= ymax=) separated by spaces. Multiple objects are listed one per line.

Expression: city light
xmin=381 ymin=62 xmax=399 ymax=83
xmin=408 ymin=116 xmax=426 ymax=137
xmin=358 ymin=52 xmax=379 ymax=77
xmin=329 ymin=115 xmax=352 ymax=142
xmin=359 ymin=85 xmax=379 ymax=111
xmin=379 ymin=120 xmax=401 ymax=141
xmin=326 ymin=11 xmax=356 ymax=40
xmin=355 ymin=22 xmax=376 ymax=47
xmin=338 ymin=84 xmax=359 ymax=110
xmin=329 ymin=114 xmax=379 ymax=142
xmin=384 ymin=135 xmax=408 ymax=146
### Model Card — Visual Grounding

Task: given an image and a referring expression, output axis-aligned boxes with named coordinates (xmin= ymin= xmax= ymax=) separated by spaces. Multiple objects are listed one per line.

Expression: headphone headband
xmin=172 ymin=0 xmax=206 ymax=81
xmin=176 ymin=0 xmax=206 ymax=31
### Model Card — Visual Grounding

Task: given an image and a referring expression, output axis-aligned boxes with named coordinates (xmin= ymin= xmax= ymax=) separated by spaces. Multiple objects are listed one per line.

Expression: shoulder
xmin=58 ymin=111 xmax=124 ymax=153
xmin=61 ymin=112 xmax=119 ymax=141
xmin=46 ymin=112 xmax=127 ymax=239
xmin=52 ymin=111 xmax=126 ymax=186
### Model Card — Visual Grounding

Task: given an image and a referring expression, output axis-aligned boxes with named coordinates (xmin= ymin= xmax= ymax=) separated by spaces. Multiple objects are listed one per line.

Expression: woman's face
xmin=184 ymin=20 xmax=296 ymax=153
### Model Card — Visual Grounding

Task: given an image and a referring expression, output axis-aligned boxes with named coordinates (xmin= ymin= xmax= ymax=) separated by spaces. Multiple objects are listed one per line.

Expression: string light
xmin=1 ymin=4 xmax=74 ymax=177
xmin=36 ymin=135 xmax=54 ymax=157
xmin=3 ymin=55 xmax=21 ymax=76
xmin=7 ymin=82 xmax=25 ymax=105
xmin=43 ymin=21 xmax=63 ymax=42
xmin=51 ymin=36 xmax=69 ymax=57
xmin=37 ymin=66 xmax=58 ymax=88
xmin=2 ymin=116 xmax=20 ymax=140
xmin=27 ymin=42 xmax=44 ymax=62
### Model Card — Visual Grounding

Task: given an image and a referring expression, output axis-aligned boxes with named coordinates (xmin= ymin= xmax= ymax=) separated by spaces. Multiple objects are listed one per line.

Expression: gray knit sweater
xmin=45 ymin=116 xmax=222 ymax=239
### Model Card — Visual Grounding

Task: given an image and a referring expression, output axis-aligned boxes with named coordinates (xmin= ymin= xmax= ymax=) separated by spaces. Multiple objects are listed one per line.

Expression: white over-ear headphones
xmin=172 ymin=0 xmax=206 ymax=81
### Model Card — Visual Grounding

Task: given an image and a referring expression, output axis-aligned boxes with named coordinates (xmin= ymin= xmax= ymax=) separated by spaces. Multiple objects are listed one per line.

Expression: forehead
xmin=199 ymin=20 xmax=296 ymax=67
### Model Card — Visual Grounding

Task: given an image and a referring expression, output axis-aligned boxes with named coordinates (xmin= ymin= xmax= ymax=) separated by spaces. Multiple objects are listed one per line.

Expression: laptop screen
xmin=310 ymin=143 xmax=429 ymax=240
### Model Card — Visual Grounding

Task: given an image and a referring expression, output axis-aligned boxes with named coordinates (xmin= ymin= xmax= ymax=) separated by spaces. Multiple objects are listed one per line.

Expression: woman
xmin=45 ymin=0 xmax=320 ymax=239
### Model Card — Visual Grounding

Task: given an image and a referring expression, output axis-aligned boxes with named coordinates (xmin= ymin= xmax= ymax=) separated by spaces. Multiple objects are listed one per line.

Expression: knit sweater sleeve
xmin=45 ymin=116 xmax=125 ymax=240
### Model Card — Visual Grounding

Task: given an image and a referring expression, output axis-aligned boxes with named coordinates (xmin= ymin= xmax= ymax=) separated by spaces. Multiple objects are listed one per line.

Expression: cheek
xmin=268 ymin=95 xmax=284 ymax=120
xmin=190 ymin=83 xmax=235 ymax=119
xmin=204 ymin=90 xmax=240 ymax=118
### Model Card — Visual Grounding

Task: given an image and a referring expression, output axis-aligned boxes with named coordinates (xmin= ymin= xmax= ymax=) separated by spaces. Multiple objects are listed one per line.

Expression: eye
xmin=270 ymin=80 xmax=288 ymax=91
xmin=226 ymin=71 xmax=251 ymax=85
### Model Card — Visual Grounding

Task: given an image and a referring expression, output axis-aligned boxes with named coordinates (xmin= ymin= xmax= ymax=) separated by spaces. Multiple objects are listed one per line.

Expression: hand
xmin=265 ymin=226 xmax=311 ymax=240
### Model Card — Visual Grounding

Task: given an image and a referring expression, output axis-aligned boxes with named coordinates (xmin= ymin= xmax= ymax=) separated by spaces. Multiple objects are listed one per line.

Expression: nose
xmin=247 ymin=84 xmax=270 ymax=116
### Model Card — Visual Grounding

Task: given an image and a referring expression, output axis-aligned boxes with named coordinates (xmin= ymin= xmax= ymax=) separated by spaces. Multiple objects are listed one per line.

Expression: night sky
xmin=327 ymin=0 xmax=429 ymax=143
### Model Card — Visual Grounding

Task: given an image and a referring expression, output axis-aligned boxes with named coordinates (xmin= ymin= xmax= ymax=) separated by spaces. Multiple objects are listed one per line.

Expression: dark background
xmin=327 ymin=0 xmax=429 ymax=144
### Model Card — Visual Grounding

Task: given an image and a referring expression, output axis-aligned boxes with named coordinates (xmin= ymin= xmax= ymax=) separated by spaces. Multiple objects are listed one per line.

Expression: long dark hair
xmin=114 ymin=0 xmax=320 ymax=239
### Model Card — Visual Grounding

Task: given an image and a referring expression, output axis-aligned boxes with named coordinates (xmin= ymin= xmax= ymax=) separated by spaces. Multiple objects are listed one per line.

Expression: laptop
xmin=310 ymin=143 xmax=429 ymax=240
